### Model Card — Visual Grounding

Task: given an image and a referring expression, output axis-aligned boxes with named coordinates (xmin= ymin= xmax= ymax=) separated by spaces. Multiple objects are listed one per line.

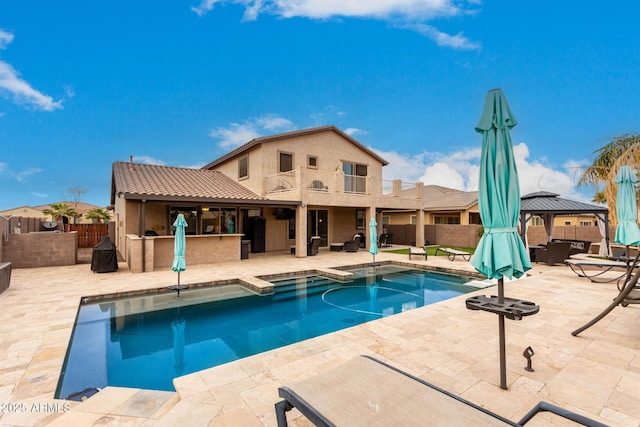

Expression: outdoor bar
xmin=125 ymin=233 xmax=244 ymax=273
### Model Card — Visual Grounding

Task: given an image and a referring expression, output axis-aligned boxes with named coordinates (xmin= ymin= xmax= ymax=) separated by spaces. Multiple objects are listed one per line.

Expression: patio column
xmin=416 ymin=209 xmax=425 ymax=246
xmin=295 ymin=204 xmax=308 ymax=257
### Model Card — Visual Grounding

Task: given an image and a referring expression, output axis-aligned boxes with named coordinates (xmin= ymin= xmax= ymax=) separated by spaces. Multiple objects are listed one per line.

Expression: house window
xmin=434 ymin=215 xmax=460 ymax=224
xmin=279 ymin=152 xmax=293 ymax=173
xmin=382 ymin=216 xmax=390 ymax=225
xmin=238 ymin=155 xmax=248 ymax=179
xmin=342 ymin=161 xmax=368 ymax=193
xmin=410 ymin=215 xmax=417 ymax=225
xmin=356 ymin=209 xmax=366 ymax=229
xmin=580 ymin=221 xmax=593 ymax=227
xmin=531 ymin=216 xmax=543 ymax=226
xmin=564 ymin=221 xmax=571 ymax=226
xmin=308 ymin=156 xmax=318 ymax=169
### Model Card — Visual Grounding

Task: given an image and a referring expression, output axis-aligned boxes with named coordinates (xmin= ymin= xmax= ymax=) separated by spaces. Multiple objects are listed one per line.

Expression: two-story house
xmin=110 ymin=125 xmax=424 ymax=272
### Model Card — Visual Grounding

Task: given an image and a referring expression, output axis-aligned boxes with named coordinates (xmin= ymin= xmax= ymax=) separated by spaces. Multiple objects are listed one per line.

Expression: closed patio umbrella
xmin=172 ymin=214 xmax=187 ymax=286
xmin=470 ymin=89 xmax=532 ymax=389
xmin=614 ymin=166 xmax=640 ymax=250
xmin=369 ymin=218 xmax=379 ymax=265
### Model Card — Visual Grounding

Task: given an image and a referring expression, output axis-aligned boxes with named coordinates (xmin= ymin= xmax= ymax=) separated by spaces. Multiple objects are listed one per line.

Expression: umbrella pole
xmin=177 ymin=271 xmax=181 ymax=286
xmin=498 ymin=277 xmax=507 ymax=390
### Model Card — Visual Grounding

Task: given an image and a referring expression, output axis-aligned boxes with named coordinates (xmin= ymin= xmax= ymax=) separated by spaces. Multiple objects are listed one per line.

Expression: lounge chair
xmin=565 ymin=256 xmax=637 ymax=283
xmin=343 ymin=234 xmax=361 ymax=252
xmin=409 ymin=244 xmax=439 ymax=260
xmin=572 ymin=252 xmax=640 ymax=336
xmin=275 ymin=355 xmax=606 ymax=427
xmin=436 ymin=247 xmax=471 ymax=261
xmin=534 ymin=242 xmax=572 ymax=266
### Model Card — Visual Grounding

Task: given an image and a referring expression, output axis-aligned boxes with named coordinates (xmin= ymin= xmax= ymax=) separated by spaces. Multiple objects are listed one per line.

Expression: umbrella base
xmin=168 ymin=284 xmax=189 ymax=297
xmin=466 ymin=295 xmax=539 ymax=320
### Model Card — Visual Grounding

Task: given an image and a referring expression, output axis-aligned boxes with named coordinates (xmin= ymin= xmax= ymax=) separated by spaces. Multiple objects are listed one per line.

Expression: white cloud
xmin=344 ymin=127 xmax=366 ymax=136
xmin=375 ymin=141 xmax=593 ymax=201
xmin=190 ymin=0 xmax=481 ymax=50
xmin=31 ymin=192 xmax=47 ymax=199
xmin=133 ymin=156 xmax=167 ymax=166
xmin=0 ymin=29 xmax=14 ymax=49
xmin=0 ymin=162 xmax=7 ymax=174
xmin=15 ymin=167 xmax=42 ymax=182
xmin=209 ymin=115 xmax=296 ymax=149
xmin=402 ymin=23 xmax=481 ymax=50
xmin=0 ymin=30 xmax=63 ymax=111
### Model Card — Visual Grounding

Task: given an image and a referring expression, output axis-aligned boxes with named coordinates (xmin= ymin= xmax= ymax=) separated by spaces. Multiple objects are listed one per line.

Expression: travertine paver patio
xmin=1 ymin=248 xmax=639 ymax=426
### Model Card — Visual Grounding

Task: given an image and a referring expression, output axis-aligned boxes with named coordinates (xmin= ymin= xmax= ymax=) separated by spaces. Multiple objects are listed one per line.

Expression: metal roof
xmin=110 ymin=161 xmax=296 ymax=206
xmin=520 ymin=191 xmax=608 ymax=215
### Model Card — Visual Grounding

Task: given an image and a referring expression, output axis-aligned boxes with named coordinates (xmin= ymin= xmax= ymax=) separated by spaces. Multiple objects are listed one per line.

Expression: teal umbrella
xmin=369 ymin=218 xmax=379 ymax=265
xmin=614 ymin=166 xmax=640 ymax=248
xmin=172 ymin=214 xmax=187 ymax=285
xmin=470 ymin=89 xmax=532 ymax=390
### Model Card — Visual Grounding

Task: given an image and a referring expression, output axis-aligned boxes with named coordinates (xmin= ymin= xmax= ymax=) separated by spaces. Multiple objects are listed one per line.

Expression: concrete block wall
xmin=1 ymin=232 xmax=78 ymax=268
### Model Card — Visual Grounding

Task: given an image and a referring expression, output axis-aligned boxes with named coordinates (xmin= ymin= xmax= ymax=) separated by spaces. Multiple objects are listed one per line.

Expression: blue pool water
xmin=55 ymin=265 xmax=479 ymax=399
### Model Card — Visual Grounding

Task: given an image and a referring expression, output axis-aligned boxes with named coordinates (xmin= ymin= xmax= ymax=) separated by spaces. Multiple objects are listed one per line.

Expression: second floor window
xmin=238 ymin=155 xmax=248 ymax=179
xmin=342 ymin=161 xmax=367 ymax=193
xmin=279 ymin=152 xmax=293 ymax=173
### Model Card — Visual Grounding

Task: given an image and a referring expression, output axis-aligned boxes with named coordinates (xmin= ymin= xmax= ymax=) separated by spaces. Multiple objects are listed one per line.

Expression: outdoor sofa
xmin=343 ymin=234 xmax=361 ymax=252
xmin=535 ymin=242 xmax=572 ymax=266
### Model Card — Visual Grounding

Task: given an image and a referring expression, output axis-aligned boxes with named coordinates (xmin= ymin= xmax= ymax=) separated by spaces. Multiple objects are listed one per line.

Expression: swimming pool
xmin=55 ymin=265 xmax=480 ymax=399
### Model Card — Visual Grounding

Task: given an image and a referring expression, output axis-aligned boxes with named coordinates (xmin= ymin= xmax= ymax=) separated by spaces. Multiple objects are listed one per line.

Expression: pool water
xmin=55 ymin=265 xmax=478 ymax=399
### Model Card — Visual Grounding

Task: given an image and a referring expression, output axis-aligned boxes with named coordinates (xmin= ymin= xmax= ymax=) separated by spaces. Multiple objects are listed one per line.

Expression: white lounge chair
xmin=436 ymin=247 xmax=471 ymax=261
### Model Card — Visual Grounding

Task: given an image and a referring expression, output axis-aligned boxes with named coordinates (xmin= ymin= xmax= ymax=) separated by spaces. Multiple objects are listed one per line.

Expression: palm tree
xmin=85 ymin=208 xmax=111 ymax=224
xmin=42 ymin=202 xmax=78 ymax=225
xmin=579 ymin=134 xmax=640 ymax=224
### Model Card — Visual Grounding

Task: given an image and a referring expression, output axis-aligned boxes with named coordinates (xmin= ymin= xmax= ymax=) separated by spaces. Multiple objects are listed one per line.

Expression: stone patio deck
xmin=1 ymin=248 xmax=639 ymax=426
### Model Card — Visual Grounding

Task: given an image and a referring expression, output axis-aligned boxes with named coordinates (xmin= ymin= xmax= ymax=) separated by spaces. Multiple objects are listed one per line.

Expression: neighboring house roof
xmin=111 ymin=161 xmax=270 ymax=204
xmin=202 ymin=125 xmax=389 ymax=169
xmin=33 ymin=202 xmax=102 ymax=214
xmin=422 ymin=185 xmax=478 ymax=210
xmin=520 ymin=191 xmax=608 ymax=215
xmin=397 ymin=185 xmax=478 ymax=211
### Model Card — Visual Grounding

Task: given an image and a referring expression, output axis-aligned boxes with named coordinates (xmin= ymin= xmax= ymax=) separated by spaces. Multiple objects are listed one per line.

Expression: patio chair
xmin=343 ymin=234 xmax=361 ymax=252
xmin=275 ymin=355 xmax=607 ymax=427
xmin=307 ymin=236 xmax=321 ymax=256
xmin=572 ymin=252 xmax=640 ymax=336
xmin=290 ymin=236 xmax=322 ymax=256
xmin=535 ymin=242 xmax=572 ymax=266
xmin=436 ymin=247 xmax=471 ymax=261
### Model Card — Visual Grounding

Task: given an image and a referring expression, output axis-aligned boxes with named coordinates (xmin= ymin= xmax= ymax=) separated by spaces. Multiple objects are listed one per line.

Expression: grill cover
xmin=91 ymin=236 xmax=118 ymax=273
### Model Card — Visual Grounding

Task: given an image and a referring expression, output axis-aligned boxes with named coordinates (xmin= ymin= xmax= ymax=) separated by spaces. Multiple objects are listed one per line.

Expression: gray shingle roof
xmin=111 ymin=162 xmax=265 ymax=203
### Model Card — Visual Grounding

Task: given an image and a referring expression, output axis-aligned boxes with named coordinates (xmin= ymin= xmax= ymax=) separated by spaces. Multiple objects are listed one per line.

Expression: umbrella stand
xmin=466 ymin=278 xmax=538 ymax=390
xmin=498 ymin=278 xmax=507 ymax=390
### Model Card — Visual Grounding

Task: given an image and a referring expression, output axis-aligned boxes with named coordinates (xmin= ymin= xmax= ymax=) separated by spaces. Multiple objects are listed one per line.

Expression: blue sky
xmin=0 ymin=1 xmax=638 ymax=211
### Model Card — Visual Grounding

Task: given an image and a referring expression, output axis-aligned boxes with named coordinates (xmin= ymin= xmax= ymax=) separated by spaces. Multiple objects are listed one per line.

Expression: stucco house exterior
xmin=110 ymin=125 xmax=425 ymax=272
xmin=383 ymin=185 xmax=480 ymax=226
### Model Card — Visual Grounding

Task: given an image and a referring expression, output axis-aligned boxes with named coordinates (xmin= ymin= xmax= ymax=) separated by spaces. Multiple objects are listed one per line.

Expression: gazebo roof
xmin=521 ymin=191 xmax=608 ymax=215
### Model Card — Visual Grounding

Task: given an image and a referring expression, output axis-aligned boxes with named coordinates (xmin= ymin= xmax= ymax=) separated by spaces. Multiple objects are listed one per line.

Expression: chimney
xmin=129 ymin=155 xmax=134 ymax=171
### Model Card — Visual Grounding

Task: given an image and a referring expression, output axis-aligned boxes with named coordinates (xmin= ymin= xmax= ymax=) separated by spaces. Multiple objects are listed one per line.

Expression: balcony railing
xmin=264 ymin=171 xmax=296 ymax=194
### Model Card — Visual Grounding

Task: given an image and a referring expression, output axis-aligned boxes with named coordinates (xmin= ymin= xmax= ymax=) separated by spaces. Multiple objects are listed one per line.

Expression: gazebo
xmin=519 ymin=191 xmax=610 ymax=256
